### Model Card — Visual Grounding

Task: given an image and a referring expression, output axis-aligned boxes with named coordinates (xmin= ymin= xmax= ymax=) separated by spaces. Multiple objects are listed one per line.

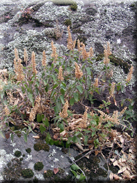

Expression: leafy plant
xmin=0 ymin=26 xmax=135 ymax=151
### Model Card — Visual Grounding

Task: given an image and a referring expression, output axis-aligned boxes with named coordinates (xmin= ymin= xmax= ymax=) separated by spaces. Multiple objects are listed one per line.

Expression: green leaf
xmin=84 ymin=135 xmax=88 ymax=145
xmin=40 ymin=125 xmax=46 ymax=134
xmin=45 ymin=132 xmax=52 ymax=144
xmin=37 ymin=114 xmax=44 ymax=123
xmin=45 ymin=84 xmax=49 ymax=92
xmin=77 ymin=174 xmax=86 ymax=181
xmin=60 ymin=95 xmax=65 ymax=104
xmin=70 ymin=97 xmax=75 ymax=106
xmin=91 ymin=131 xmax=96 ymax=137
xmin=11 ymin=133 xmax=14 ymax=142
xmin=28 ymin=93 xmax=34 ymax=107
xmin=71 ymin=164 xmax=79 ymax=171
xmin=73 ymin=92 xmax=79 ymax=102
xmin=24 ymin=133 xmax=27 ymax=143
xmin=86 ymin=67 xmax=91 ymax=75
xmin=59 ymin=123 xmax=64 ymax=131
xmin=0 ymin=131 xmax=5 ymax=139
xmin=72 ymin=136 xmax=78 ymax=143
xmin=60 ymin=88 xmax=65 ymax=95
xmin=53 ymin=84 xmax=58 ymax=89
xmin=76 ymin=85 xmax=83 ymax=94
xmin=43 ymin=118 xmax=49 ymax=127
xmin=52 ymin=75 xmax=56 ymax=82
xmin=71 ymin=169 xmax=77 ymax=177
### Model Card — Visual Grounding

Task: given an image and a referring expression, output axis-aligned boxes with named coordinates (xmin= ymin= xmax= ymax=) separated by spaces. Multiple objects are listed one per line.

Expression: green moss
xmin=96 ymin=168 xmax=107 ymax=177
xmin=44 ymin=169 xmax=53 ymax=178
xmin=33 ymin=176 xmax=39 ymax=183
xmin=20 ymin=158 xmax=23 ymax=161
xmin=14 ymin=150 xmax=21 ymax=157
xmin=21 ymin=168 xmax=34 ymax=178
xmin=108 ymin=54 xmax=131 ymax=74
xmin=70 ymin=3 xmax=77 ymax=11
xmin=96 ymin=54 xmax=104 ymax=61
xmin=26 ymin=148 xmax=31 ymax=154
xmin=64 ymin=19 xmax=71 ymax=26
xmin=34 ymin=162 xmax=44 ymax=171
xmin=58 ymin=167 xmax=65 ymax=174
xmin=72 ymin=28 xmax=84 ymax=34
xmin=53 ymin=0 xmax=76 ymax=5
xmin=96 ymin=54 xmax=131 ymax=74
xmin=34 ymin=143 xmax=50 ymax=151
xmin=23 ymin=154 xmax=25 ymax=157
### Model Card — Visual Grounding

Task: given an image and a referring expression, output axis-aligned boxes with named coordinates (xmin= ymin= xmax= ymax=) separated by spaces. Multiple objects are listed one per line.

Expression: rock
xmin=86 ymin=7 xmax=97 ymax=16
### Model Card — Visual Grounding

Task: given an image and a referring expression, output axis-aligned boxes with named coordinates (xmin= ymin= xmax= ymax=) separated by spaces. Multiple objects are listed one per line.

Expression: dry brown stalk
xmin=29 ymin=95 xmax=41 ymax=121
xmin=89 ymin=47 xmax=94 ymax=57
xmin=59 ymin=100 xmax=69 ymax=118
xmin=51 ymin=40 xmax=58 ymax=63
xmin=75 ymin=62 xmax=83 ymax=79
xmin=24 ymin=48 xmax=28 ymax=65
xmin=3 ymin=105 xmax=10 ymax=116
xmin=42 ymin=50 xmax=46 ymax=67
xmin=67 ymin=26 xmax=76 ymax=50
xmin=16 ymin=58 xmax=24 ymax=81
xmin=58 ymin=66 xmax=64 ymax=81
xmin=126 ymin=66 xmax=134 ymax=82
xmin=109 ymin=82 xmax=115 ymax=97
xmin=103 ymin=48 xmax=110 ymax=65
xmin=54 ymin=19 xmax=63 ymax=40
xmin=94 ymin=78 xmax=99 ymax=87
xmin=82 ymin=107 xmax=88 ymax=128
xmin=106 ymin=42 xmax=112 ymax=56
xmin=81 ymin=44 xmax=90 ymax=60
xmin=14 ymin=48 xmax=19 ymax=61
xmin=31 ymin=51 xmax=37 ymax=74
xmin=119 ymin=107 xmax=127 ymax=117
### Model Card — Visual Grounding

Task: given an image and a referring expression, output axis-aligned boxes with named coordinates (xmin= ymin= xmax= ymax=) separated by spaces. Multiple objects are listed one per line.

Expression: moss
xmin=72 ymin=28 xmax=84 ymax=34
xmin=14 ymin=150 xmax=21 ymax=157
xmin=108 ymin=54 xmax=131 ymax=74
xmin=44 ymin=169 xmax=53 ymax=178
xmin=64 ymin=19 xmax=71 ymax=26
xmin=34 ymin=162 xmax=44 ymax=171
xmin=20 ymin=158 xmax=23 ymax=161
xmin=76 ymin=35 xmax=87 ymax=47
xmin=34 ymin=143 xmax=50 ymax=151
xmin=33 ymin=176 xmax=39 ymax=183
xmin=21 ymin=168 xmax=34 ymax=178
xmin=26 ymin=148 xmax=31 ymax=154
xmin=96 ymin=168 xmax=107 ymax=177
xmin=96 ymin=54 xmax=131 ymax=74
xmin=96 ymin=53 xmax=104 ymax=61
xmin=58 ymin=167 xmax=65 ymax=174
xmin=23 ymin=154 xmax=25 ymax=157
xmin=70 ymin=3 xmax=77 ymax=11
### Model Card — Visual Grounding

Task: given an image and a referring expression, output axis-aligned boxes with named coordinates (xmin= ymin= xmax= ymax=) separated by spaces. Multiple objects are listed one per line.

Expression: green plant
xmin=0 ymin=26 xmax=134 ymax=151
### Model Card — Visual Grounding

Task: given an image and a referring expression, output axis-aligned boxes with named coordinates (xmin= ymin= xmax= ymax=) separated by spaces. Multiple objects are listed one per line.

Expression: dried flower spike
xmin=42 ymin=50 xmax=46 ymax=67
xmin=126 ymin=66 xmax=133 ymax=82
xmin=16 ymin=58 xmax=24 ymax=81
xmin=59 ymin=100 xmax=69 ymax=118
xmin=75 ymin=62 xmax=83 ymax=79
xmin=14 ymin=48 xmax=19 ymax=61
xmin=109 ymin=82 xmax=115 ymax=97
xmin=24 ymin=48 xmax=28 ymax=65
xmin=67 ymin=26 xmax=76 ymax=50
xmin=3 ymin=105 xmax=10 ymax=116
xmin=81 ymin=44 xmax=89 ymax=60
xmin=94 ymin=78 xmax=98 ymax=87
xmin=51 ymin=41 xmax=58 ymax=63
xmin=58 ymin=66 xmax=64 ymax=81
xmin=82 ymin=107 xmax=88 ymax=128
xmin=31 ymin=51 xmax=37 ymax=74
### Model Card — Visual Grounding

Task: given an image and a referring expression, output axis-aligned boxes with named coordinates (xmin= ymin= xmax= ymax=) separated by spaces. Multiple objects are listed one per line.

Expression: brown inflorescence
xmin=31 ymin=51 xmax=37 ymax=74
xmin=74 ymin=62 xmax=83 ymax=79
xmin=59 ymin=100 xmax=69 ymax=118
xmin=42 ymin=50 xmax=46 ymax=67
xmin=58 ymin=66 xmax=64 ymax=81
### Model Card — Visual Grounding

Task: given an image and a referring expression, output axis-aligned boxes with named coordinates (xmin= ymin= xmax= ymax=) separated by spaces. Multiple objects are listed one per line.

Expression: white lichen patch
xmin=25 ymin=154 xmax=32 ymax=161
xmin=61 ymin=155 xmax=64 ymax=158
xmin=53 ymin=158 xmax=59 ymax=162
